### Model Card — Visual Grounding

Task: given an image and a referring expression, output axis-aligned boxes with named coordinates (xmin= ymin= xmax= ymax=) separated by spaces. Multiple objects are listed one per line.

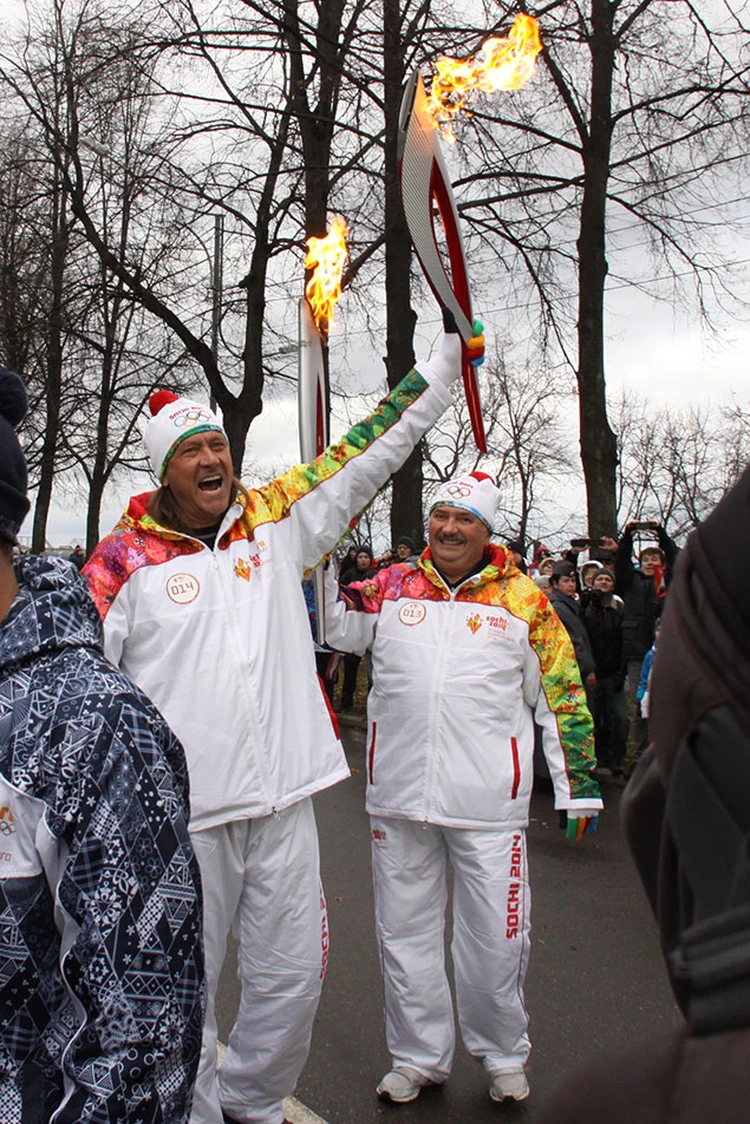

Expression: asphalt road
xmin=217 ymin=723 xmax=681 ymax=1123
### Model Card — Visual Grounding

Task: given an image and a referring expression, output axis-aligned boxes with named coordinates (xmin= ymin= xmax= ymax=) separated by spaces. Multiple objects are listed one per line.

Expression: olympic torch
xmin=397 ymin=13 xmax=542 ymax=454
xmin=299 ymin=215 xmax=349 ymax=645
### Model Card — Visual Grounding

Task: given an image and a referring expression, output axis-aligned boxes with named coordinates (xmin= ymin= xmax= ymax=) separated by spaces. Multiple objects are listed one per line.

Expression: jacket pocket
xmin=510 ymin=736 xmax=521 ymax=799
xmin=368 ymin=721 xmax=377 ymax=785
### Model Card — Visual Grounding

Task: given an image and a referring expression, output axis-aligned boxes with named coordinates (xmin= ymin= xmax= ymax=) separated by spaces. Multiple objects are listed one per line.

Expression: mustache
xmin=437 ymin=532 xmax=466 ymax=544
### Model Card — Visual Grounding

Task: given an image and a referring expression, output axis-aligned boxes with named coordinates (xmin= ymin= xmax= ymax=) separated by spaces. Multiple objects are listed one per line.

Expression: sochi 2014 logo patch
xmin=466 ymin=612 xmax=482 ymax=634
xmin=398 ymin=601 xmax=427 ymax=626
xmin=0 ymin=806 xmax=15 ymax=836
xmin=166 ymin=572 xmax=200 ymax=604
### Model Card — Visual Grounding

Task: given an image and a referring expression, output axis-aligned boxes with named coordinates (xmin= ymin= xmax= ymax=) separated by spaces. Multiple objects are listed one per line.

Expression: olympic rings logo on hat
xmin=173 ymin=408 xmax=212 ymax=428
xmin=443 ymin=483 xmax=473 ymax=498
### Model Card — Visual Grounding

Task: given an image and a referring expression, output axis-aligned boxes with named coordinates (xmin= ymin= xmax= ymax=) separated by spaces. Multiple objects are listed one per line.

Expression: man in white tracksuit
xmin=84 ymin=321 xmax=481 ymax=1124
xmin=325 ymin=471 xmax=602 ymax=1106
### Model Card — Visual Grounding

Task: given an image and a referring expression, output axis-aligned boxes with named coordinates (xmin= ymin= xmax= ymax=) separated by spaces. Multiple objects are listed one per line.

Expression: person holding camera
xmin=600 ymin=522 xmax=679 ymax=770
xmin=580 ymin=568 xmax=628 ymax=776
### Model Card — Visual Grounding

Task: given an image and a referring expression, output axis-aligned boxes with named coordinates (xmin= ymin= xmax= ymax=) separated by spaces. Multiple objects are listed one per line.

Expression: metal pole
xmin=210 ymin=213 xmax=224 ymax=411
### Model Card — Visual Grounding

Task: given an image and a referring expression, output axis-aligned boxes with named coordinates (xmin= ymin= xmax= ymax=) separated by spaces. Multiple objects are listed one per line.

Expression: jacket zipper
xmin=172 ymin=511 xmax=277 ymax=813
xmin=210 ymin=544 xmax=276 ymax=812
xmin=423 ymin=571 xmax=484 ymax=821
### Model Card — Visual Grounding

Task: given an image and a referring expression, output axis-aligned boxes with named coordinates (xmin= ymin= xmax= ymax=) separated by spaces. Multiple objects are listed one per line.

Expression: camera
xmin=570 ymin=537 xmax=604 ymax=549
xmin=629 ymin=521 xmax=659 ymax=532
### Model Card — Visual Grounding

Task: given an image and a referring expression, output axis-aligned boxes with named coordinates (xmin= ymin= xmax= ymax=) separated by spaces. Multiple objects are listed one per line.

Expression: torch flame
xmin=425 ymin=13 xmax=542 ymax=139
xmin=304 ymin=215 xmax=349 ymax=339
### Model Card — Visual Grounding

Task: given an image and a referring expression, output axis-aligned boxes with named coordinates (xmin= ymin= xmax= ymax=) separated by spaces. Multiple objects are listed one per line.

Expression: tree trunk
xmin=32 ymin=167 xmax=67 ymax=553
xmin=577 ymin=0 xmax=618 ymax=537
xmin=86 ymin=469 xmax=106 ymax=554
xmin=383 ymin=0 xmax=421 ymax=548
xmin=86 ymin=326 xmax=112 ymax=553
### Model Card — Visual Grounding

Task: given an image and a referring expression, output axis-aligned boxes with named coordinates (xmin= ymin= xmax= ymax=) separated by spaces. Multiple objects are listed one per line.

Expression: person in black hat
xmin=548 ymin=560 xmax=596 ymax=692
xmin=394 ymin=535 xmax=417 ymax=563
xmin=338 ymin=544 xmax=378 ymax=710
xmin=0 ymin=369 xmax=205 ymax=1124
xmin=580 ymin=566 xmax=627 ymax=775
xmin=505 ymin=538 xmax=528 ymax=574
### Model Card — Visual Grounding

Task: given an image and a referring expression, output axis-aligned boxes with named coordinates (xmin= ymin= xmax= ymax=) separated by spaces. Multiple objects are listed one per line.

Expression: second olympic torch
xmin=298 ymin=216 xmax=349 ymax=645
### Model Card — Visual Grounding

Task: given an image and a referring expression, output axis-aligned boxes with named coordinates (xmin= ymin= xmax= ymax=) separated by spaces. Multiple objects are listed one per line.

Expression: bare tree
xmin=425 ymin=355 xmax=575 ymax=541
xmin=613 ymin=389 xmax=749 ymax=539
xmin=443 ymin=0 xmax=750 ymax=534
xmin=0 ymin=1 xmax=206 ymax=547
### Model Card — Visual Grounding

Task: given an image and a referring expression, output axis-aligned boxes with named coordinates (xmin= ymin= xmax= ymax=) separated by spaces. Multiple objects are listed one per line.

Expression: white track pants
xmin=370 ymin=817 xmax=531 ymax=1081
xmin=189 ymin=799 xmax=327 ymax=1124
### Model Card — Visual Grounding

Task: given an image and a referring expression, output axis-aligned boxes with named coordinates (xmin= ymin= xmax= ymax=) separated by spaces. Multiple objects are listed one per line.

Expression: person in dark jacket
xmin=538 ymin=465 xmax=750 ymax=1124
xmin=0 ymin=369 xmax=205 ymax=1124
xmin=601 ymin=523 xmax=678 ymax=768
xmin=394 ymin=535 xmax=417 ymax=563
xmin=68 ymin=544 xmax=86 ymax=569
xmin=547 ymin=560 xmax=595 ymax=690
xmin=505 ymin=538 xmax=528 ymax=574
xmin=337 ymin=545 xmax=377 ymax=710
xmin=580 ymin=567 xmax=627 ymax=774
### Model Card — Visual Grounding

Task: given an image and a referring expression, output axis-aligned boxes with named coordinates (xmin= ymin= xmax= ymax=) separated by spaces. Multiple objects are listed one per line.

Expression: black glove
xmin=442 ymin=306 xmax=459 ymax=334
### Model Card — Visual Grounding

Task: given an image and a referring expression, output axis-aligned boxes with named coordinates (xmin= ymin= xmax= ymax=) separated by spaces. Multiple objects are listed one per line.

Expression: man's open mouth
xmin=198 ymin=475 xmax=224 ymax=493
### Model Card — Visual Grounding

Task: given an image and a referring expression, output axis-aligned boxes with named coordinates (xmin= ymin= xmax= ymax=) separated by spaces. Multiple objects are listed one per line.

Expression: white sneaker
xmin=376 ymin=1066 xmax=433 ymax=1103
xmin=489 ymin=1067 xmax=530 ymax=1102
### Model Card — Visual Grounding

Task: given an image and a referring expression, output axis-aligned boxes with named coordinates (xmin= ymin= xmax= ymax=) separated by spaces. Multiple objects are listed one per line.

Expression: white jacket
xmin=84 ymin=345 xmax=457 ymax=831
xmin=325 ymin=547 xmax=601 ymax=830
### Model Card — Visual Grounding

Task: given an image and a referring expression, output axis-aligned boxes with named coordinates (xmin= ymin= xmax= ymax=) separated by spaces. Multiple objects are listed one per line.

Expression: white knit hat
xmin=145 ymin=390 xmax=228 ymax=482
xmin=429 ymin=471 xmax=501 ymax=531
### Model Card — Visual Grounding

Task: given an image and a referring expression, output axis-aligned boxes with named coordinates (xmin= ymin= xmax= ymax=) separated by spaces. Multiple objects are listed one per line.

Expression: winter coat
xmin=0 ymin=555 xmax=204 ymax=1124
xmin=339 ymin=563 xmax=377 ymax=586
xmin=580 ymin=588 xmax=625 ymax=681
xmin=615 ymin=526 xmax=678 ymax=660
xmin=84 ymin=361 xmax=454 ymax=832
xmin=326 ymin=545 xmax=600 ymax=829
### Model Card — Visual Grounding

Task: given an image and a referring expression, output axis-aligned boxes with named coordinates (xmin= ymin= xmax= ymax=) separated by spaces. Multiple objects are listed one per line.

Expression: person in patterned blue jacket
xmin=0 ymin=368 xmax=205 ymax=1124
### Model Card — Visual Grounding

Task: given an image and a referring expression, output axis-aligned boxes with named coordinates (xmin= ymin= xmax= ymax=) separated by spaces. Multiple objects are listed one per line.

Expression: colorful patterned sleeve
xmin=84 ymin=517 xmax=200 ymax=622
xmin=240 ymin=367 xmax=453 ymax=571
xmin=246 ymin=371 xmax=430 ymax=523
xmin=83 ymin=533 xmax=130 ymax=620
xmin=522 ymin=587 xmax=600 ymax=805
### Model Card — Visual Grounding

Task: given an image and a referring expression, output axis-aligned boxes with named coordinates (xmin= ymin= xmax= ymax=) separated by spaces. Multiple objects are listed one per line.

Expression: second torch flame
xmin=304 ymin=215 xmax=350 ymax=341
xmin=425 ymin=13 xmax=542 ymax=140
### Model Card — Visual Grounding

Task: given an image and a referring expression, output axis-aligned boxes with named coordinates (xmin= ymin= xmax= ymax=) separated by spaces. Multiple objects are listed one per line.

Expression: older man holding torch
xmin=83 ymin=312 xmax=483 ymax=1124
xmin=326 ymin=471 xmax=601 ymax=1106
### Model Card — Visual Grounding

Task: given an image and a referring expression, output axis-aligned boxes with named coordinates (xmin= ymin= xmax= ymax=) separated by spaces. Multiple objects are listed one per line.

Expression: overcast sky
xmin=27 ymin=274 xmax=748 ymax=551
xmin=10 ymin=0 xmax=749 ymax=549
